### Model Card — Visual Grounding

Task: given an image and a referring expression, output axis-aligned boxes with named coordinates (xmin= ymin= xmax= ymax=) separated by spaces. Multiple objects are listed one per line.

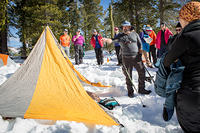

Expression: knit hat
xmin=114 ymin=27 xmax=119 ymax=31
xmin=160 ymin=22 xmax=166 ymax=27
xmin=179 ymin=1 xmax=200 ymax=22
xmin=176 ymin=22 xmax=182 ymax=28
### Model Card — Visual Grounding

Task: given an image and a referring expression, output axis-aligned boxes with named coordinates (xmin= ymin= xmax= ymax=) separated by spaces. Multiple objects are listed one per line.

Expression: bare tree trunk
xmin=0 ymin=9 xmax=8 ymax=54
xmin=21 ymin=41 xmax=27 ymax=59
xmin=109 ymin=3 xmax=114 ymax=38
xmin=21 ymin=27 xmax=27 ymax=59
xmin=0 ymin=31 xmax=8 ymax=54
xmin=159 ymin=0 xmax=164 ymax=24
xmin=107 ymin=0 xmax=115 ymax=52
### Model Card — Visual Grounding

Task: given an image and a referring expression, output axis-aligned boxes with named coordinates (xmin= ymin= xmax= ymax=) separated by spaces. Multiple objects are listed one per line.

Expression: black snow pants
xmin=122 ymin=54 xmax=145 ymax=93
xmin=115 ymin=46 xmax=122 ymax=65
xmin=74 ymin=45 xmax=83 ymax=65
xmin=149 ymin=45 xmax=157 ymax=65
xmin=95 ymin=48 xmax=104 ymax=65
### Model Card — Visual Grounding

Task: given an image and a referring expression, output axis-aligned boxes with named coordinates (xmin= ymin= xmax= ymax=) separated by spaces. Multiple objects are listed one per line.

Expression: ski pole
xmin=122 ymin=63 xmax=147 ymax=108
xmin=144 ymin=65 xmax=155 ymax=84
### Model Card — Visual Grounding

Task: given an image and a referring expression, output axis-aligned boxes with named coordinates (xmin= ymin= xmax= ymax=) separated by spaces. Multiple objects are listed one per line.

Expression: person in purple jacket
xmin=72 ymin=29 xmax=85 ymax=65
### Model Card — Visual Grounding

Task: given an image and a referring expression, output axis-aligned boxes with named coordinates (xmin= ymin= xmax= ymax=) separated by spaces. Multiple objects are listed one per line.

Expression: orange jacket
xmin=60 ymin=34 xmax=71 ymax=47
xmin=149 ymin=30 xmax=156 ymax=45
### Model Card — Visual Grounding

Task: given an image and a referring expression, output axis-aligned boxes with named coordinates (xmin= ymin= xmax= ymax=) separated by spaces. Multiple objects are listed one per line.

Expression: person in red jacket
xmin=90 ymin=29 xmax=104 ymax=65
xmin=156 ymin=23 xmax=173 ymax=58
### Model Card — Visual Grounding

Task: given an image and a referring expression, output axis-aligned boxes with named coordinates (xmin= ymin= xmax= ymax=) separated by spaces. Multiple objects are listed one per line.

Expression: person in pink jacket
xmin=72 ymin=29 xmax=85 ymax=65
xmin=156 ymin=23 xmax=173 ymax=58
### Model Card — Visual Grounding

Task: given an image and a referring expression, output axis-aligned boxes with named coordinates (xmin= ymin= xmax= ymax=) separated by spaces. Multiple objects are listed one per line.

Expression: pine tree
xmin=13 ymin=0 xmax=69 ymax=57
xmin=158 ymin=0 xmax=181 ymax=30
xmin=0 ymin=0 xmax=9 ymax=54
xmin=109 ymin=0 xmax=114 ymax=38
xmin=68 ymin=0 xmax=81 ymax=35
xmin=80 ymin=0 xmax=103 ymax=50
xmin=112 ymin=0 xmax=157 ymax=33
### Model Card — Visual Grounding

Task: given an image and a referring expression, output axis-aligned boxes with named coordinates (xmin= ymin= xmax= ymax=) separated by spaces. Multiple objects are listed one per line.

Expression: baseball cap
xmin=121 ymin=21 xmax=131 ymax=27
xmin=145 ymin=26 xmax=152 ymax=31
xmin=93 ymin=29 xmax=97 ymax=33
xmin=64 ymin=29 xmax=68 ymax=32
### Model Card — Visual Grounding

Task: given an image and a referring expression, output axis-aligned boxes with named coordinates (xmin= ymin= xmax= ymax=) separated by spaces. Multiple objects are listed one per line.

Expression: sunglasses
xmin=176 ymin=29 xmax=181 ymax=32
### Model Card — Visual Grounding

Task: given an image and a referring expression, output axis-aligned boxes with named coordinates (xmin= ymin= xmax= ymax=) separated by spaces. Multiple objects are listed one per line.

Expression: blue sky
xmin=100 ymin=0 xmax=111 ymax=10
xmin=8 ymin=27 xmax=21 ymax=48
xmin=8 ymin=0 xmax=112 ymax=48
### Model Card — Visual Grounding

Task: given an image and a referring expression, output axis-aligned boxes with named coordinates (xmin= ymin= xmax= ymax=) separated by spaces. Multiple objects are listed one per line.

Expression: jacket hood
xmin=183 ymin=19 xmax=200 ymax=33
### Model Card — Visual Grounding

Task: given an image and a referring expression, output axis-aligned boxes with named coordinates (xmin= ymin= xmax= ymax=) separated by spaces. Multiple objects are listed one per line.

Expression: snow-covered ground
xmin=0 ymin=50 xmax=183 ymax=133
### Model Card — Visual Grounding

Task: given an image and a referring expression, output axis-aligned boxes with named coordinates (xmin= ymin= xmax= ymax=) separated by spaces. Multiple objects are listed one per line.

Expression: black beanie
xmin=176 ymin=22 xmax=181 ymax=28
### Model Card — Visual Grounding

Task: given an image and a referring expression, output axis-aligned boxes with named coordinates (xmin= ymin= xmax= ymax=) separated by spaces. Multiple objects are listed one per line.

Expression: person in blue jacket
xmin=139 ymin=25 xmax=152 ymax=68
xmin=114 ymin=27 xmax=122 ymax=66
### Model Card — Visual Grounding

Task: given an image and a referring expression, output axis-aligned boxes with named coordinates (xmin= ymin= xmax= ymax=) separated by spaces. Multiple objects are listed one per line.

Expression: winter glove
xmin=163 ymin=107 xmax=174 ymax=121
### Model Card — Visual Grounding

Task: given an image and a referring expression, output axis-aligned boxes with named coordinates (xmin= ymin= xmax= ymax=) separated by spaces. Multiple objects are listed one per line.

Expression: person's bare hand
xmin=139 ymin=49 xmax=143 ymax=54
xmin=102 ymin=38 xmax=107 ymax=42
xmin=102 ymin=38 xmax=112 ymax=44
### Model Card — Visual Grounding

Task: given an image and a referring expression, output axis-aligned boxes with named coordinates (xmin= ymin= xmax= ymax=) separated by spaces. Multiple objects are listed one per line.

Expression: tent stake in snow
xmin=122 ymin=63 xmax=147 ymax=108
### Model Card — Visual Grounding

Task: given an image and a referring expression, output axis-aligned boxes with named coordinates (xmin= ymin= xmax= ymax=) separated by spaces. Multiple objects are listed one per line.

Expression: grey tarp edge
xmin=0 ymin=30 xmax=46 ymax=117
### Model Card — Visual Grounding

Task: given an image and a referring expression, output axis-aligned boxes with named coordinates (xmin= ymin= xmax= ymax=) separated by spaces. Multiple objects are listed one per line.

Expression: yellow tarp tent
xmin=0 ymin=26 xmax=118 ymax=126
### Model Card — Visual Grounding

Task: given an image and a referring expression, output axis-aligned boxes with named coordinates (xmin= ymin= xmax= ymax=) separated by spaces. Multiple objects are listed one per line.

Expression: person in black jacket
xmin=167 ymin=22 xmax=182 ymax=51
xmin=163 ymin=1 xmax=200 ymax=132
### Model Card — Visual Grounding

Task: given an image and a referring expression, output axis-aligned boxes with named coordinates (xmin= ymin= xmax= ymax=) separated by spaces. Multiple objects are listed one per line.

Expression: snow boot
xmin=117 ymin=63 xmax=122 ymax=66
xmin=138 ymin=88 xmax=151 ymax=95
xmin=127 ymin=87 xmax=134 ymax=98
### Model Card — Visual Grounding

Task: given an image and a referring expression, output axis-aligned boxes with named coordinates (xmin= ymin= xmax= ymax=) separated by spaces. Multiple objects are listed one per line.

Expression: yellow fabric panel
xmin=24 ymin=27 xmax=118 ymax=126
xmin=58 ymin=44 xmax=111 ymax=87
xmin=0 ymin=54 xmax=8 ymax=65
xmin=57 ymin=41 xmax=111 ymax=88
xmin=65 ymin=55 xmax=111 ymax=88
